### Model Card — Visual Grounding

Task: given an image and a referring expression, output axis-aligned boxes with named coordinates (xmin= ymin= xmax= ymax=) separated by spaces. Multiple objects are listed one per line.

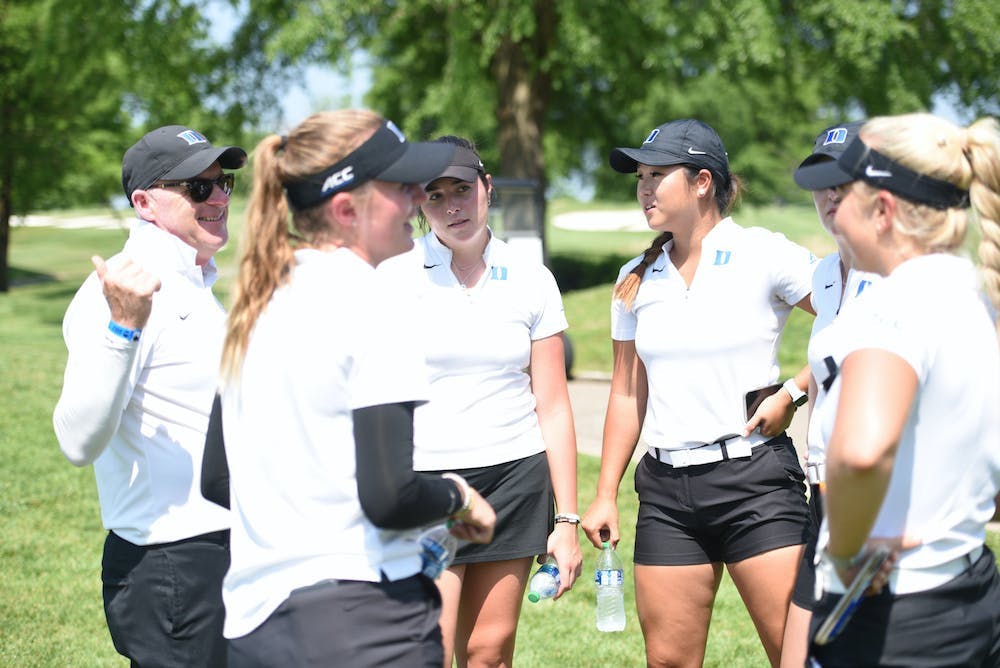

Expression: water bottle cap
xmin=601 ymin=541 xmax=609 ymax=548
xmin=527 ymin=592 xmax=540 ymax=603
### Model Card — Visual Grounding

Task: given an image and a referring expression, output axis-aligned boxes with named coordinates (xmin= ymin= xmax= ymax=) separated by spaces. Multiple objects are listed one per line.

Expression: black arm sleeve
xmin=353 ymin=401 xmax=464 ymax=529
xmin=200 ymin=393 xmax=230 ymax=509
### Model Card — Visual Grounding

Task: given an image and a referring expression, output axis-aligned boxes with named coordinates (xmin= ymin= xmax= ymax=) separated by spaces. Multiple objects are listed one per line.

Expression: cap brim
xmin=161 ymin=146 xmax=247 ymax=181
xmin=427 ymin=165 xmax=481 ymax=187
xmin=378 ymin=142 xmax=456 ymax=184
xmin=793 ymin=160 xmax=854 ymax=191
xmin=609 ymin=147 xmax=686 ymax=174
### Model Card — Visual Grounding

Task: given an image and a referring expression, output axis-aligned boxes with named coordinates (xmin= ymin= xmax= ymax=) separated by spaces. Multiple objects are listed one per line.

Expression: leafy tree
xmin=248 ymin=0 xmax=998 ymax=212
xmin=0 ymin=0 xmax=283 ymax=292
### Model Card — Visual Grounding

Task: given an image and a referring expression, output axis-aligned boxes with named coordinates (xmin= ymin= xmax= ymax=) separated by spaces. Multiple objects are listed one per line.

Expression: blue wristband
xmin=108 ymin=320 xmax=141 ymax=342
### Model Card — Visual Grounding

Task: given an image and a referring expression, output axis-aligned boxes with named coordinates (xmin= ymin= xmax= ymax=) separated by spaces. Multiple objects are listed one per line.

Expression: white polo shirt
xmin=815 ymin=253 xmax=1000 ymax=584
xmin=53 ymin=221 xmax=229 ymax=545
xmin=220 ymin=247 xmax=430 ymax=639
xmin=379 ymin=230 xmax=568 ymax=470
xmin=612 ymin=217 xmax=815 ymax=450
xmin=805 ymin=253 xmax=878 ymax=465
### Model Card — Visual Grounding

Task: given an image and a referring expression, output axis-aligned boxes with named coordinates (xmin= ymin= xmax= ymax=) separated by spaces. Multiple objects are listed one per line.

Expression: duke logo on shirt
xmin=713 ymin=250 xmax=732 ymax=266
xmin=491 ymin=266 xmax=508 ymax=280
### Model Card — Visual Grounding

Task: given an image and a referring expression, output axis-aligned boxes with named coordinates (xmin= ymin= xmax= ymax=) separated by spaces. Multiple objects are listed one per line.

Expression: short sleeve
xmin=610 ymin=257 xmax=641 ymax=341
xmin=766 ymin=231 xmax=816 ymax=306
xmin=838 ymin=292 xmax=928 ymax=384
xmin=529 ymin=265 xmax=568 ymax=341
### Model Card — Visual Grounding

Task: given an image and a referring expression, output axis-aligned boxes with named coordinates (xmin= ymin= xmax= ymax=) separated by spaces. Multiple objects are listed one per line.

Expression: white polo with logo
xmin=379 ymin=230 xmax=568 ymax=471
xmin=612 ymin=217 xmax=816 ymax=451
xmin=806 ymin=252 xmax=879 ymax=465
xmin=814 ymin=253 xmax=1000 ymax=589
xmin=220 ymin=247 xmax=430 ymax=638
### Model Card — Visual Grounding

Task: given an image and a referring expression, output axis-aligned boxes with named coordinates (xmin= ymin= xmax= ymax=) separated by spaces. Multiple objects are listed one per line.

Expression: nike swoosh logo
xmin=179 ymin=313 xmax=190 ymax=320
xmin=423 ymin=264 xmax=439 ymax=269
xmin=824 ymin=283 xmax=835 ymax=289
xmin=865 ymin=165 xmax=892 ymax=178
xmin=687 ymin=147 xmax=707 ymax=155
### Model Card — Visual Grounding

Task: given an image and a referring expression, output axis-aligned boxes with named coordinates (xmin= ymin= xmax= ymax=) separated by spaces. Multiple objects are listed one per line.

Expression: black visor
xmin=794 ymin=136 xmax=969 ymax=210
xmin=284 ymin=121 xmax=455 ymax=211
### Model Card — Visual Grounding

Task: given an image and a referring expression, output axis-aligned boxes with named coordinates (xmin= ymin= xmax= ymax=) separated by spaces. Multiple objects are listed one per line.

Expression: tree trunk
xmin=0 ymin=173 xmax=9 ymax=293
xmin=490 ymin=0 xmax=556 ymax=262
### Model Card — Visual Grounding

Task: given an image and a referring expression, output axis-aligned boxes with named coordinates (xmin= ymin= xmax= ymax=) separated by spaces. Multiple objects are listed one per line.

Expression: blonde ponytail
xmin=220 ymin=109 xmax=385 ymax=381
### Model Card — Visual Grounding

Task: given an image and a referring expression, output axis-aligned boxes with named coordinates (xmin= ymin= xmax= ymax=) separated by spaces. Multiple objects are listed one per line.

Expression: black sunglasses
xmin=150 ymin=173 xmax=235 ymax=203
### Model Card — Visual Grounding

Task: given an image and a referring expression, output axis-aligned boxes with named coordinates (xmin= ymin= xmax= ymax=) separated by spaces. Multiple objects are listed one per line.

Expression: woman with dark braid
xmin=581 ymin=119 xmax=817 ymax=667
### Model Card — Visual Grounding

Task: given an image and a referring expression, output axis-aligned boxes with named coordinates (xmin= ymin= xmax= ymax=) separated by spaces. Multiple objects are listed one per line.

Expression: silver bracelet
xmin=442 ymin=472 xmax=473 ymax=517
xmin=554 ymin=512 xmax=581 ymax=525
xmin=823 ymin=546 xmax=862 ymax=570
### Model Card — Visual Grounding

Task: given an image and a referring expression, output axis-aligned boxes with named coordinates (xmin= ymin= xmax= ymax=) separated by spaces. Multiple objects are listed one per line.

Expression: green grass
xmin=3 ymin=207 xmax=997 ymax=666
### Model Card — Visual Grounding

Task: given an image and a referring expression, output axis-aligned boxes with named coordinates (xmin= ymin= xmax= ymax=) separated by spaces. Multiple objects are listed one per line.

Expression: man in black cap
xmin=53 ymin=125 xmax=246 ymax=666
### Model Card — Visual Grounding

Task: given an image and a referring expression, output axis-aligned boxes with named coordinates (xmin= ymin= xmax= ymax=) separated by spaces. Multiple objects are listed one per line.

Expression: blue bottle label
xmin=595 ymin=569 xmax=623 ymax=586
xmin=538 ymin=563 xmax=561 ymax=586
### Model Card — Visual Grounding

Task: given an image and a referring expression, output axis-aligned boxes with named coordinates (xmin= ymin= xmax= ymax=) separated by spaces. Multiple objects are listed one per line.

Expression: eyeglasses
xmin=149 ymin=173 xmax=235 ymax=202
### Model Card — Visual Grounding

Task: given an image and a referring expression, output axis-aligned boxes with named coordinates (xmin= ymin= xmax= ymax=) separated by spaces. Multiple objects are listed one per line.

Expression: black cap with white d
xmin=609 ymin=119 xmax=730 ymax=180
xmin=122 ymin=125 xmax=247 ymax=203
xmin=792 ymin=121 xmax=864 ymax=189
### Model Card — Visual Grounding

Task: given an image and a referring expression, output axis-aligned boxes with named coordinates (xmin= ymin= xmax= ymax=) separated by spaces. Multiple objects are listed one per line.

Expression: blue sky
xmin=206 ymin=1 xmax=370 ymax=129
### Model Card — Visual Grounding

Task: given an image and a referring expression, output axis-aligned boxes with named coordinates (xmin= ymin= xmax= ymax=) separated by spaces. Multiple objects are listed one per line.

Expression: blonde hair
xmin=614 ymin=167 xmax=743 ymax=310
xmin=220 ymin=109 xmax=384 ymax=381
xmin=860 ymin=113 xmax=1000 ymax=313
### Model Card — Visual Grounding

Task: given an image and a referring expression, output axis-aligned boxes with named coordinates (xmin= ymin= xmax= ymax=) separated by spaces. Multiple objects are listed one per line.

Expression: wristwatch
xmin=782 ymin=378 xmax=808 ymax=407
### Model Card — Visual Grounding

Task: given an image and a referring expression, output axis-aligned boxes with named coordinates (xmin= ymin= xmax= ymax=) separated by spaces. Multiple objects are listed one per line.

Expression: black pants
xmin=102 ymin=529 xmax=229 ymax=668
xmin=228 ymin=574 xmax=443 ymax=667
xmin=809 ymin=545 xmax=1000 ymax=667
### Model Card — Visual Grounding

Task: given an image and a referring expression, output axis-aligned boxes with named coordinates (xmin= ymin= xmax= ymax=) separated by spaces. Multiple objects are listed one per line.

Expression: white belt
xmin=648 ymin=436 xmax=755 ymax=468
xmin=889 ymin=545 xmax=984 ymax=594
xmin=821 ymin=545 xmax=983 ymax=596
xmin=807 ymin=462 xmax=825 ymax=485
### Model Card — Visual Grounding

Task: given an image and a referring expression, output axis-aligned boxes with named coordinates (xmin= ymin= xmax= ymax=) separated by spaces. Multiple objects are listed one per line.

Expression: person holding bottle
xmin=794 ymin=112 xmax=1000 ymax=666
xmin=581 ymin=118 xmax=816 ymax=667
xmin=205 ymin=110 xmax=495 ymax=666
xmin=779 ymin=120 xmax=881 ymax=667
xmin=379 ymin=136 xmax=582 ymax=667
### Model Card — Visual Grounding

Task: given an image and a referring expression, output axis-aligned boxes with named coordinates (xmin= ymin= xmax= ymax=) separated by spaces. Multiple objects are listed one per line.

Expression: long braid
xmin=613 ymin=232 xmax=672 ymax=311
xmin=965 ymin=117 xmax=1000 ymax=319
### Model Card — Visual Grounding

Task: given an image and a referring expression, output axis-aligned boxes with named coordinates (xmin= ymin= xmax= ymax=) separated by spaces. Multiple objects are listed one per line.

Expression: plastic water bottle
xmin=527 ymin=558 xmax=561 ymax=603
xmin=419 ymin=523 xmax=457 ymax=579
xmin=595 ymin=541 xmax=626 ymax=631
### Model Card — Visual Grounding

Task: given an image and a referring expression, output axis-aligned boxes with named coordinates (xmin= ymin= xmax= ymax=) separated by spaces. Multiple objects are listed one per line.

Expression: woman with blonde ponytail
xmin=795 ymin=113 xmax=1000 ymax=666
xmin=581 ymin=118 xmax=818 ymax=667
xmin=201 ymin=109 xmax=495 ymax=666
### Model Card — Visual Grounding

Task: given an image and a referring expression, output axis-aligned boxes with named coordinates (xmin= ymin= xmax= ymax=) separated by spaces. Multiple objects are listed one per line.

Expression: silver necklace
xmin=451 ymin=258 xmax=483 ymax=289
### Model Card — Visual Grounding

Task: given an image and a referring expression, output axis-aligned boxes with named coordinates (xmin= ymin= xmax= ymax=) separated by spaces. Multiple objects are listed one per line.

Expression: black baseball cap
xmin=793 ymin=121 xmax=864 ymax=189
xmin=609 ymin=119 xmax=729 ymax=178
xmin=431 ymin=145 xmax=486 ymax=185
xmin=284 ymin=120 xmax=455 ymax=211
xmin=122 ymin=125 xmax=247 ymax=202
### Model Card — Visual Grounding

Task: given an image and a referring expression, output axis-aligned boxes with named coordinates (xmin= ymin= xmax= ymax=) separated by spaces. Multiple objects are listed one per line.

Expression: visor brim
xmin=378 ymin=142 xmax=456 ymax=184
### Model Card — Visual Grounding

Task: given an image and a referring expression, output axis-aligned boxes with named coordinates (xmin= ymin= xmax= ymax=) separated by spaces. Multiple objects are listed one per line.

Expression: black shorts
xmin=791 ymin=483 xmax=824 ymax=609
xmin=633 ymin=434 xmax=810 ymax=565
xmin=809 ymin=545 xmax=1000 ymax=667
xmin=429 ymin=451 xmax=553 ymax=565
